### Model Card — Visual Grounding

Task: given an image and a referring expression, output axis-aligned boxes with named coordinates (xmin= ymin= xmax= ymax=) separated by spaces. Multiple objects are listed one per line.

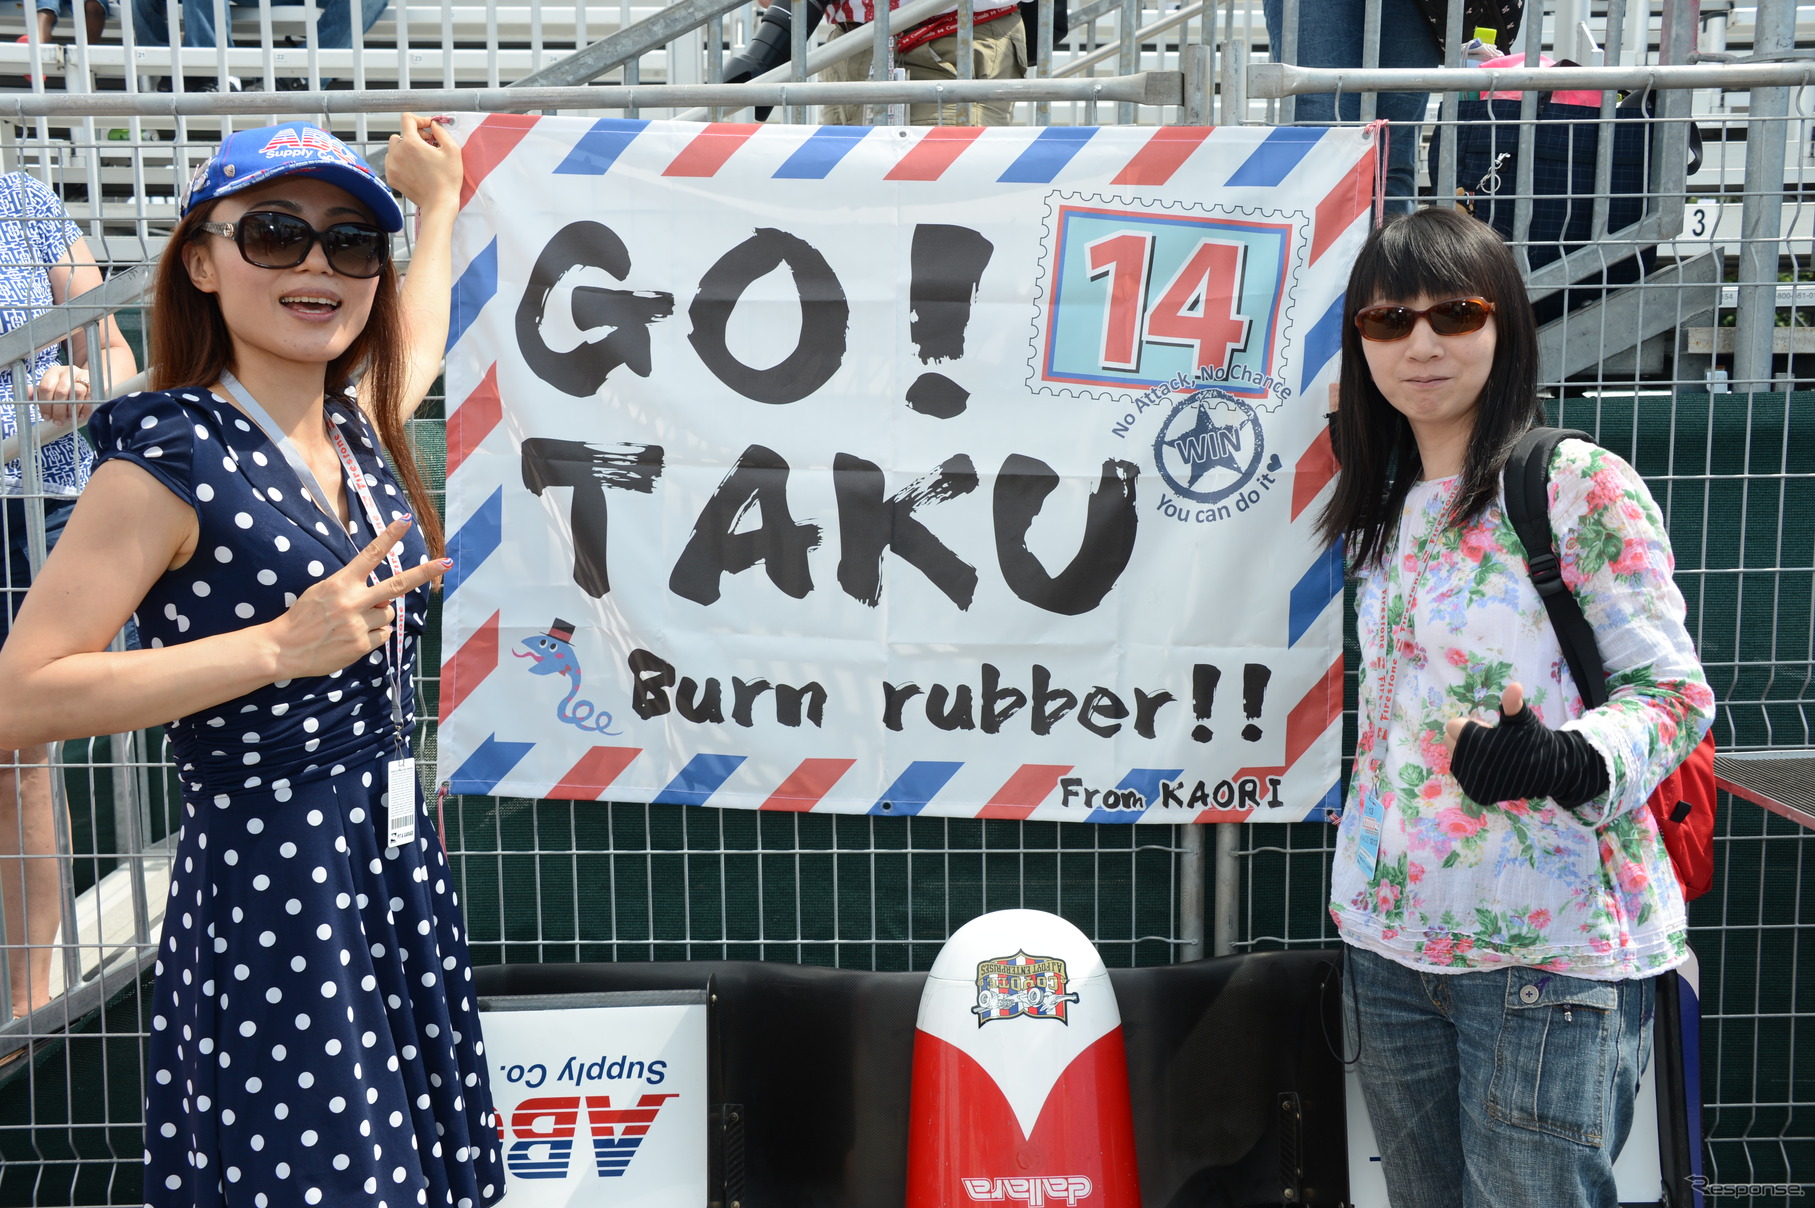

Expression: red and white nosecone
xmin=904 ymin=909 xmax=1140 ymax=1208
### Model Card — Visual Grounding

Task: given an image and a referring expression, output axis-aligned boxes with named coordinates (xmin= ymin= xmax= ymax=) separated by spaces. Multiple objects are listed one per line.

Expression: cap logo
xmin=261 ymin=126 xmax=365 ymax=169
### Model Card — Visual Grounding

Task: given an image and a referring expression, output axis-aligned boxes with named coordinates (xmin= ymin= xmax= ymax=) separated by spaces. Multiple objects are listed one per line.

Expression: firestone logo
xmin=964 ymin=1176 xmax=1094 ymax=1207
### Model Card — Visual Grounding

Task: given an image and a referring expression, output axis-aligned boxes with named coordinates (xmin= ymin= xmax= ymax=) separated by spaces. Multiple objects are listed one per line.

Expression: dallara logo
xmin=964 ymin=1176 xmax=1095 ymax=1206
xmin=972 ymin=951 xmax=1080 ymax=1025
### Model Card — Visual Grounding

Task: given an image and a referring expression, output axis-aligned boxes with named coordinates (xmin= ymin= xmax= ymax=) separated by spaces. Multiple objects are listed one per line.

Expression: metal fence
xmin=0 ymin=0 xmax=1813 ymax=1201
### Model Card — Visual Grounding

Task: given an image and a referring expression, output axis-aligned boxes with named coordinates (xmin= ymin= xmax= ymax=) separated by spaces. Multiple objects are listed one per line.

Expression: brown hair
xmin=150 ymin=203 xmax=445 ymax=558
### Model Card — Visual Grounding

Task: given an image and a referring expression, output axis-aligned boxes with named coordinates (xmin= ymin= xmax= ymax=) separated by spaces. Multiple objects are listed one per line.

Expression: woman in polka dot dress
xmin=0 ymin=119 xmax=504 ymax=1207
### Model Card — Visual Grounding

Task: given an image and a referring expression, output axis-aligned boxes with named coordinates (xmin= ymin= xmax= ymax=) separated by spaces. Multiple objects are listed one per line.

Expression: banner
xmin=482 ymin=993 xmax=709 ymax=1205
xmin=437 ymin=115 xmax=1376 ymax=823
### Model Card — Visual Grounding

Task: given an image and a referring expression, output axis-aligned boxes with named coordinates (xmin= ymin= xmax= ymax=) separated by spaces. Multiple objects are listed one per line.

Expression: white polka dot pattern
xmin=88 ymin=390 xmax=501 ymax=1207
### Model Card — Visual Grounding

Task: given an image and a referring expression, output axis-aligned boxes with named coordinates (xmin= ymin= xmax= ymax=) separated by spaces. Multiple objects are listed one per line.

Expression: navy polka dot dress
xmin=87 ymin=388 xmax=504 ymax=1208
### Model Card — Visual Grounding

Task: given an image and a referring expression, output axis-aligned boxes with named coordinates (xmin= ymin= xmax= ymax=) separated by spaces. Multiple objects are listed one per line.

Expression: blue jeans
xmin=129 ymin=0 xmax=387 ymax=49
xmin=1261 ymin=0 xmax=1439 ymax=210
xmin=1344 ymin=945 xmax=1654 ymax=1208
xmin=32 ymin=0 xmax=116 ymax=18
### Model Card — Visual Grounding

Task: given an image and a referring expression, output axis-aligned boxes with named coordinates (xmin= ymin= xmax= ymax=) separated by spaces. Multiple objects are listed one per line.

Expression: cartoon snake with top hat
xmin=514 ymin=619 xmax=620 ymax=734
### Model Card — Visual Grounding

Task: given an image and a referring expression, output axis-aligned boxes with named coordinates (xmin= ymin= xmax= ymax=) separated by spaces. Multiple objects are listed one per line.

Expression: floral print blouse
xmin=0 ymin=172 xmax=88 ymax=496
xmin=1331 ymin=439 xmax=1715 ymax=980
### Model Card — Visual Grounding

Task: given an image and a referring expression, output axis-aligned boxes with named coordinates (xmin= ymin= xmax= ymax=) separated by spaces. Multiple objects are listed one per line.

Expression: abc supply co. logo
xmin=973 ymin=951 xmax=1080 ymax=1025
xmin=261 ymin=126 xmax=363 ymax=166
xmin=1029 ymin=197 xmax=1302 ymax=528
xmin=499 ymin=1093 xmax=679 ymax=1181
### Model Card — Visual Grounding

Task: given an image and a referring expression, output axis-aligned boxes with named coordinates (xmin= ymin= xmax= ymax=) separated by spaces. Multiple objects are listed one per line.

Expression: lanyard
xmin=218 ymin=373 xmax=411 ymax=757
xmin=1369 ymin=478 xmax=1459 ymax=761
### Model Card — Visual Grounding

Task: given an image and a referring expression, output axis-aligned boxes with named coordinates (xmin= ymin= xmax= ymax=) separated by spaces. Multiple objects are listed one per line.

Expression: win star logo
xmin=1152 ymin=388 xmax=1266 ymax=507
xmin=1162 ymin=404 xmax=1246 ymax=488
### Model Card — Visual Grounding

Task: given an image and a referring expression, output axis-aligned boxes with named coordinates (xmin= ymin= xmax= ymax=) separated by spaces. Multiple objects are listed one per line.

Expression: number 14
xmin=1084 ymin=232 xmax=1253 ymax=375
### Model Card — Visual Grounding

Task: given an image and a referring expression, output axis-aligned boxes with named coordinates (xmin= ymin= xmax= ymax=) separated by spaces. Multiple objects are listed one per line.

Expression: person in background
xmin=1262 ymin=0 xmax=1438 ymax=211
xmin=0 ymin=170 xmax=136 ymax=1028
xmin=1321 ymin=207 xmax=1711 ymax=1207
xmin=722 ymin=0 xmax=1026 ymax=126
xmin=19 ymin=0 xmax=110 ymax=47
xmin=819 ymin=0 xmax=1026 ymax=126
xmin=130 ymin=0 xmax=388 ymax=57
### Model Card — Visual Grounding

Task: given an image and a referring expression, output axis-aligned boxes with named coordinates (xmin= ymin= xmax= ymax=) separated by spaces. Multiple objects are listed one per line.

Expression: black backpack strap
xmin=1503 ymin=427 xmax=1611 ymax=710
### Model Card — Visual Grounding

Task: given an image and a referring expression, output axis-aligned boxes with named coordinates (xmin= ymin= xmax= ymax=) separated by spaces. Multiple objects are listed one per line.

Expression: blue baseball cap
xmin=181 ymin=122 xmax=403 ymax=232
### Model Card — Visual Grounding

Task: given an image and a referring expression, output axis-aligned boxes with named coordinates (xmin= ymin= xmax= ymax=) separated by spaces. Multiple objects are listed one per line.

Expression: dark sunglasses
xmin=1353 ymin=296 xmax=1497 ymax=342
xmin=197 ymin=210 xmax=390 ymax=279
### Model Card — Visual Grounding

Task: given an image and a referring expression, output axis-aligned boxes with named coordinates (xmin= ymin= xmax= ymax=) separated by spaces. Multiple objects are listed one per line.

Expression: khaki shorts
xmin=819 ymin=12 xmax=1028 ymax=127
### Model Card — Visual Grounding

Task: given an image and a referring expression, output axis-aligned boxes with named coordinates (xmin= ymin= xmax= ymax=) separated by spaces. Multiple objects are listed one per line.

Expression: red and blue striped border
xmin=438 ymin=118 xmax=1365 ymax=820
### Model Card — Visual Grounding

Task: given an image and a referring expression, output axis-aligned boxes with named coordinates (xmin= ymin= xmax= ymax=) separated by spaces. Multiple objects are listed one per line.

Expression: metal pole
xmin=1181 ymin=41 xmax=1212 ymax=125
xmin=1219 ymin=37 xmax=1246 ymax=123
xmin=1433 ymin=0 xmax=1465 ymax=206
xmin=511 ymin=0 xmax=752 ymax=89
xmin=870 ymin=0 xmax=892 ymax=125
xmin=1212 ymin=823 xmax=1238 ymax=956
xmin=1509 ymin=0 xmax=1539 ymax=275
xmin=1734 ymin=0 xmax=1790 ymax=391
xmin=1278 ymin=0 xmax=1296 ymax=123
xmin=111 ymin=724 xmax=150 ymax=957
xmin=0 ymin=72 xmax=1180 ymax=122
xmin=788 ymin=0 xmax=808 ymax=123
xmin=1554 ymin=0 xmax=1586 ymax=64
xmin=1117 ymin=0 xmax=1138 ymax=126
xmin=12 ymin=373 xmax=81 ymax=1003
xmin=1051 ymin=1 xmax=1203 ymax=79
xmin=1178 ymin=824 xmax=1205 ymax=961
xmin=1245 ymin=59 xmax=1815 ymax=96
xmin=1035 ymin=0 xmax=1054 ymax=127
xmin=1626 ymin=0 xmax=1653 ymax=66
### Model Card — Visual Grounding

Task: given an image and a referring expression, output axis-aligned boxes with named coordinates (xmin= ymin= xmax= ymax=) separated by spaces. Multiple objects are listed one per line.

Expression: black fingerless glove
xmin=1450 ymin=704 xmax=1610 ymax=811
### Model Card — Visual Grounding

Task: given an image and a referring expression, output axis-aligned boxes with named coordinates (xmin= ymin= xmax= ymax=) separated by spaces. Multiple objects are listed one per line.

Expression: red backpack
xmin=1503 ymin=428 xmax=1717 ymax=900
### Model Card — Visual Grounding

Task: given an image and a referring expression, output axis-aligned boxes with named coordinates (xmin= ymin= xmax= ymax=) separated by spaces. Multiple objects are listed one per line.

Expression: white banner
xmin=437 ymin=115 xmax=1375 ymax=823
xmin=482 ymin=995 xmax=709 ymax=1205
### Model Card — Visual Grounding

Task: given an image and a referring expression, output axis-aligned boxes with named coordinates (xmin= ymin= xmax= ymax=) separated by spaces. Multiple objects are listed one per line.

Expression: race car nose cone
xmin=905 ymin=909 xmax=1141 ymax=1208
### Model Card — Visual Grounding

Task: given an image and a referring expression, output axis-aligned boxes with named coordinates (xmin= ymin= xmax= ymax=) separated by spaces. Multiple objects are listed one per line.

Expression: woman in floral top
xmin=1320 ymin=209 xmax=1713 ymax=1208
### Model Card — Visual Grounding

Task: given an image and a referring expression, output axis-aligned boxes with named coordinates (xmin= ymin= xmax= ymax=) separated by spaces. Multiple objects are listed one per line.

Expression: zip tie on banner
xmin=436 ymin=781 xmax=449 ymax=850
xmin=1372 ymin=119 xmax=1388 ymax=226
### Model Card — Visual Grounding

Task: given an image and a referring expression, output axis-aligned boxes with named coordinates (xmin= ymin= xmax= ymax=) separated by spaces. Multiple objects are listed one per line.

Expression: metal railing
xmin=0 ymin=0 xmax=1812 ymax=1200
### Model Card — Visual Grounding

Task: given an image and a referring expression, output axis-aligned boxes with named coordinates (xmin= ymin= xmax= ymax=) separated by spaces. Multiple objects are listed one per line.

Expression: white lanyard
xmin=1370 ymin=479 xmax=1459 ymax=758
xmin=217 ymin=374 xmax=411 ymax=761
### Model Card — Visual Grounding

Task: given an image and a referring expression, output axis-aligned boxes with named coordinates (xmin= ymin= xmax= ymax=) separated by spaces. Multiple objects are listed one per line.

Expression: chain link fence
xmin=0 ymin=0 xmax=1812 ymax=1202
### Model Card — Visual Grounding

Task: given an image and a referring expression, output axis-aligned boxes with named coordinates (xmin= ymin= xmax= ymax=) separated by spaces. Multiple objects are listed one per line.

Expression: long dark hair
xmin=149 ymin=201 xmax=445 ymax=558
xmin=1316 ymin=207 xmax=1543 ymax=569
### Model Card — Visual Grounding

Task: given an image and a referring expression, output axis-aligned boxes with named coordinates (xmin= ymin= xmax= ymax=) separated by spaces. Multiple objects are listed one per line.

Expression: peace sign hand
xmin=269 ymin=517 xmax=452 ymax=681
